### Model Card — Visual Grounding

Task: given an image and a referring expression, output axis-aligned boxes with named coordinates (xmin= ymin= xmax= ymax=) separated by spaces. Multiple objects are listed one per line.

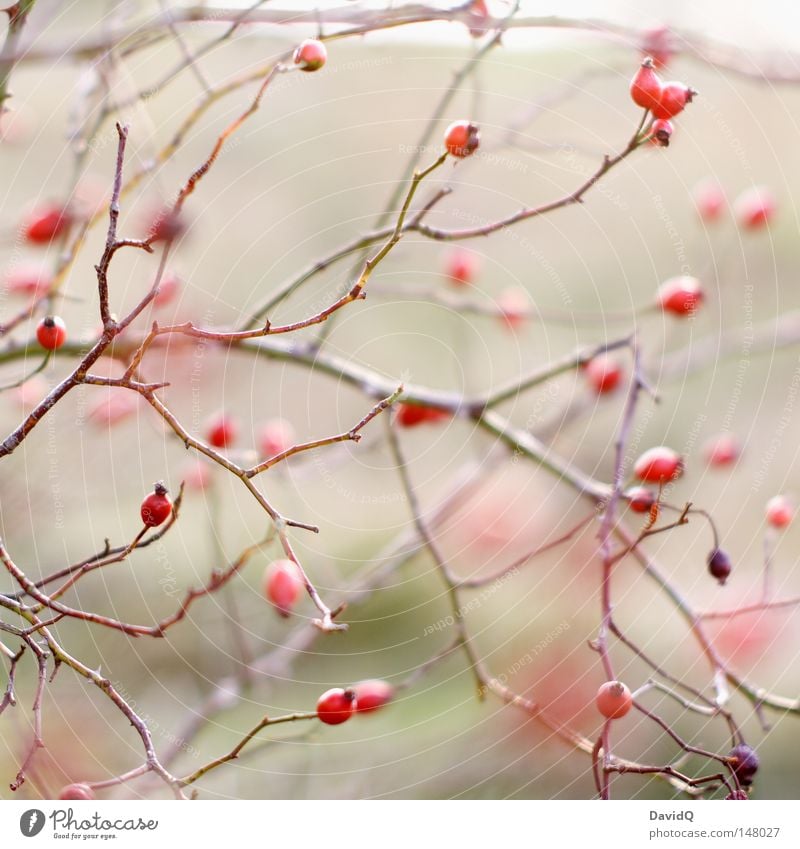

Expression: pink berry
xmin=4 ymin=264 xmax=52 ymax=298
xmin=641 ymin=27 xmax=674 ymax=69
xmin=206 ymin=413 xmax=238 ymax=449
xmin=87 ymin=393 xmax=137 ymax=428
xmin=36 ymin=315 xmax=67 ymax=350
xmin=704 ymin=433 xmax=741 ymax=467
xmin=630 ymin=58 xmax=663 ymax=111
xmin=657 ymin=275 xmax=704 ymax=317
xmin=634 ymin=446 xmax=683 ymax=483
xmin=734 ymin=186 xmax=776 ymax=230
xmin=585 ymin=355 xmax=623 ymax=394
xmin=263 ymin=559 xmax=304 ymax=617
xmin=445 ymin=249 xmax=477 ymax=286
xmin=316 ymin=687 xmax=356 ymax=725
xmin=58 ymin=783 xmax=95 ymax=800
xmin=154 ymin=273 xmax=181 ymax=307
xmin=766 ymin=495 xmax=793 ymax=529
xmin=444 ymin=120 xmax=480 ymax=158
xmin=293 ymin=39 xmax=327 ymax=72
xmin=140 ymin=482 xmax=172 ymax=527
xmin=497 ymin=287 xmax=529 ymax=329
xmin=352 ymin=679 xmax=394 ymax=714
xmin=693 ymin=179 xmax=726 ymax=222
xmin=259 ymin=418 xmax=296 ymax=458
xmin=652 ymin=81 xmax=696 ymax=119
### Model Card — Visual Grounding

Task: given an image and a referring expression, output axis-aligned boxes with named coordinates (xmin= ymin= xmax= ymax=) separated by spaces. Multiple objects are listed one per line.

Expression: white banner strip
xmin=0 ymin=800 xmax=797 ymax=848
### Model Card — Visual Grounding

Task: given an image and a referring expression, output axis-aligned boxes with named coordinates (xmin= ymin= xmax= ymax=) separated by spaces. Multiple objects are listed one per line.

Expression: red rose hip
xmin=766 ymin=495 xmax=793 ymax=529
xmin=352 ymin=679 xmax=394 ymax=714
xmin=444 ymin=120 xmax=480 ymax=158
xmin=630 ymin=57 xmax=662 ymax=111
xmin=317 ymin=687 xmax=356 ymax=725
xmin=625 ymin=486 xmax=656 ymax=514
xmin=649 ymin=118 xmax=673 ymax=147
xmin=634 ymin=446 xmax=683 ymax=483
xmin=734 ymin=186 xmax=776 ymax=230
xmin=140 ymin=482 xmax=172 ymax=528
xmin=206 ymin=413 xmax=238 ymax=449
xmin=445 ymin=248 xmax=477 ymax=286
xmin=263 ymin=559 xmax=304 ymax=617
xmin=24 ymin=204 xmax=72 ymax=244
xmin=657 ymin=276 xmax=704 ymax=316
xmin=395 ymin=402 xmax=448 ymax=428
xmin=293 ymin=39 xmax=327 ymax=72
xmin=596 ymin=681 xmax=633 ymax=719
xmin=36 ymin=316 xmax=67 ymax=350
xmin=585 ymin=355 xmax=623 ymax=394
xmin=652 ymin=81 xmax=696 ymax=119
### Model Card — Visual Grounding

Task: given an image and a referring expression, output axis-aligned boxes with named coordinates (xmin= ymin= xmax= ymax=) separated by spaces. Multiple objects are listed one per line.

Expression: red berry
xmin=395 ymin=402 xmax=448 ymax=428
xmin=140 ymin=482 xmax=172 ymax=527
xmin=154 ymin=273 xmax=181 ymax=307
xmin=649 ymin=118 xmax=673 ymax=147
xmin=316 ymin=687 xmax=356 ymax=725
xmin=444 ymin=120 xmax=480 ymax=158
xmin=728 ymin=744 xmax=759 ymax=787
xmin=293 ymin=39 xmax=327 ymax=71
xmin=24 ymin=204 xmax=72 ymax=244
xmin=148 ymin=206 xmax=185 ymax=243
xmin=707 ymin=548 xmax=732 ymax=585
xmin=352 ymin=679 xmax=394 ymax=714
xmin=704 ymin=433 xmax=741 ymax=467
xmin=634 ymin=446 xmax=683 ymax=483
xmin=497 ymin=287 xmax=529 ymax=329
xmin=766 ymin=494 xmax=793 ymax=529
xmin=585 ymin=355 xmax=623 ymax=394
xmin=652 ymin=81 xmax=695 ymax=119
xmin=58 ymin=783 xmax=95 ymax=801
xmin=595 ymin=681 xmax=633 ymax=719
xmin=630 ymin=58 xmax=663 ymax=111
xmin=657 ymin=275 xmax=704 ymax=316
xmin=466 ymin=0 xmax=490 ymax=38
xmin=625 ymin=486 xmax=656 ymax=514
xmin=4 ymin=264 xmax=52 ymax=298
xmin=206 ymin=413 xmax=238 ymax=449
xmin=734 ymin=186 xmax=776 ymax=230
xmin=693 ymin=179 xmax=726 ymax=222
xmin=263 ymin=559 xmax=304 ymax=617
xmin=641 ymin=27 xmax=674 ymax=69
xmin=36 ymin=315 xmax=67 ymax=350
xmin=259 ymin=418 xmax=296 ymax=457
xmin=445 ymin=248 xmax=477 ymax=286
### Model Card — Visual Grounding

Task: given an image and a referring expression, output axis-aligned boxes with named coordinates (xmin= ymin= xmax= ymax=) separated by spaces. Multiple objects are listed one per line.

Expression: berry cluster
xmin=630 ymin=58 xmax=696 ymax=146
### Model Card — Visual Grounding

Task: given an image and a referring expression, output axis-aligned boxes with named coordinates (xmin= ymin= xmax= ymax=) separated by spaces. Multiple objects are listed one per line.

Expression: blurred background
xmin=1 ymin=0 xmax=800 ymax=799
